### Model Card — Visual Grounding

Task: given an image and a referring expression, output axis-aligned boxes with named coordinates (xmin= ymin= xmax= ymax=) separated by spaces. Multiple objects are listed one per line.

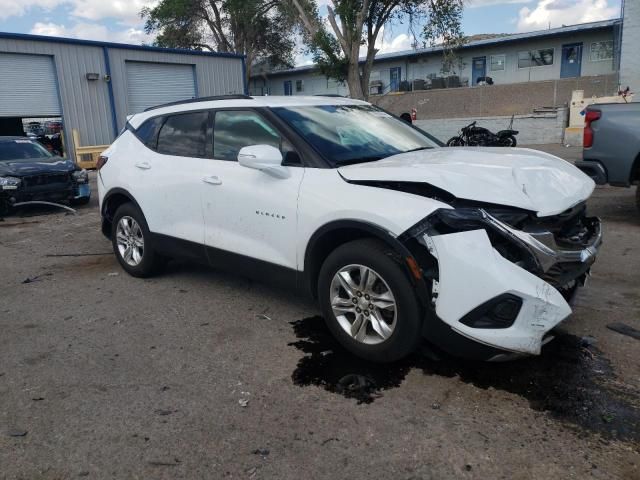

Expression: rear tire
xmin=111 ymin=203 xmax=164 ymax=278
xmin=317 ymin=239 xmax=423 ymax=363
xmin=501 ymin=135 xmax=517 ymax=147
xmin=636 ymin=185 xmax=640 ymax=212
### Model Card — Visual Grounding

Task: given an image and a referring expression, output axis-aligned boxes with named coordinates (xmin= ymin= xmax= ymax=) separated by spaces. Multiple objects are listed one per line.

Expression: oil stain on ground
xmin=289 ymin=316 xmax=640 ymax=443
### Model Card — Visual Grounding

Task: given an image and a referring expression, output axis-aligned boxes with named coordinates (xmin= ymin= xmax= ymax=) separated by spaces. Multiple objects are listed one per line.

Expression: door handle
xmin=202 ymin=175 xmax=222 ymax=185
xmin=135 ymin=162 xmax=151 ymax=170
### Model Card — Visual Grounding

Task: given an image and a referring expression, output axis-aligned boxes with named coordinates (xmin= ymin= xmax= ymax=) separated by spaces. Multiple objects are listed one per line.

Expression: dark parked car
xmin=0 ymin=136 xmax=90 ymax=215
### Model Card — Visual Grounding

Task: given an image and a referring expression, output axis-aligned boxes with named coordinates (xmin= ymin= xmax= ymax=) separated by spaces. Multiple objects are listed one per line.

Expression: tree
xmin=141 ymin=0 xmax=296 ymax=82
xmin=287 ymin=0 xmax=464 ymax=99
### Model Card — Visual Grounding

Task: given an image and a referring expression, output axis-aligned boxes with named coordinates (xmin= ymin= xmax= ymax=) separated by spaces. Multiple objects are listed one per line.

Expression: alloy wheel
xmin=116 ymin=216 xmax=144 ymax=267
xmin=329 ymin=264 xmax=397 ymax=345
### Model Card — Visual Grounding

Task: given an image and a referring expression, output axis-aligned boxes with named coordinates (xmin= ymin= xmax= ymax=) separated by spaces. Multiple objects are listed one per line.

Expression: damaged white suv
xmin=98 ymin=95 xmax=602 ymax=362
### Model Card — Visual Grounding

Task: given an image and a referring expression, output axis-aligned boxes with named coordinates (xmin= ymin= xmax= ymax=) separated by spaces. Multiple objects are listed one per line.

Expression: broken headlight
xmin=0 ymin=176 xmax=21 ymax=190
xmin=401 ymin=207 xmax=540 ymax=272
xmin=72 ymin=169 xmax=89 ymax=184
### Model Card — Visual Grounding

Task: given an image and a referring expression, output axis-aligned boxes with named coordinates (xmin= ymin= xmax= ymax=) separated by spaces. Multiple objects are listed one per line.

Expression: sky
xmin=0 ymin=0 xmax=623 ymax=65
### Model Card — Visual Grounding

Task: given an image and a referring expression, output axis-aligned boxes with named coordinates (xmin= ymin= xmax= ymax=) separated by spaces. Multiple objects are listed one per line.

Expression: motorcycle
xmin=447 ymin=116 xmax=518 ymax=147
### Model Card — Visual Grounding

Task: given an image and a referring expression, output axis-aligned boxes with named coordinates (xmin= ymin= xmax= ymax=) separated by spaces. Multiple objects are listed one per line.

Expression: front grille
xmin=524 ymin=202 xmax=592 ymax=248
xmin=22 ymin=173 xmax=70 ymax=188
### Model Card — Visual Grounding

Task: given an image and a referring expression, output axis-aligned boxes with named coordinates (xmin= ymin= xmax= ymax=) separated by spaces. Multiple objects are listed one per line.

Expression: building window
xmin=490 ymin=55 xmax=505 ymax=71
xmin=590 ymin=41 xmax=614 ymax=61
xmin=517 ymin=48 xmax=554 ymax=68
xmin=296 ymin=80 xmax=304 ymax=92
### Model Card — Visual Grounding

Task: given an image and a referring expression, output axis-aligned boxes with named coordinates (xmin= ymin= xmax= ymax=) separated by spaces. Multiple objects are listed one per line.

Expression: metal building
xmin=0 ymin=32 xmax=246 ymax=161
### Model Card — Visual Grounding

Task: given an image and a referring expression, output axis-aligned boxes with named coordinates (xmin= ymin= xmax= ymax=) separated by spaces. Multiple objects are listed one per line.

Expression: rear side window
xmin=213 ymin=110 xmax=281 ymax=161
xmin=135 ymin=116 xmax=164 ymax=150
xmin=156 ymin=111 xmax=209 ymax=158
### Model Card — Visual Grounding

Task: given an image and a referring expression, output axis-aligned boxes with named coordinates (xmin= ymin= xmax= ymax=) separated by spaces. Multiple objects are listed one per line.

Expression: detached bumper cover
xmin=428 ymin=229 xmax=572 ymax=355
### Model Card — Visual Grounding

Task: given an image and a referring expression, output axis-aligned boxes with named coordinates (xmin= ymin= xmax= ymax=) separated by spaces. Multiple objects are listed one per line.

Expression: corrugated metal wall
xmin=0 ymin=38 xmax=113 ymax=159
xmin=0 ymin=36 xmax=245 ymax=162
xmin=107 ymin=48 xmax=244 ymax=129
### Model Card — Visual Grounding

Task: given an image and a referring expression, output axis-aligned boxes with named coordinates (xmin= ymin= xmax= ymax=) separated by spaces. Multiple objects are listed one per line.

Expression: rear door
xmin=200 ymin=109 xmax=304 ymax=271
xmin=131 ymin=110 xmax=210 ymax=245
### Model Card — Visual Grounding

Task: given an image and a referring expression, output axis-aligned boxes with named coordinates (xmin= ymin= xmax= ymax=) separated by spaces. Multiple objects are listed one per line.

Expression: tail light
xmin=96 ymin=155 xmax=108 ymax=170
xmin=583 ymin=109 xmax=601 ymax=148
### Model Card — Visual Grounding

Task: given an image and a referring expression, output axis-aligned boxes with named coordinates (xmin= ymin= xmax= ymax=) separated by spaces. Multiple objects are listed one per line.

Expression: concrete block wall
xmin=372 ymin=74 xmax=617 ymax=119
xmin=414 ymin=108 xmax=568 ymax=145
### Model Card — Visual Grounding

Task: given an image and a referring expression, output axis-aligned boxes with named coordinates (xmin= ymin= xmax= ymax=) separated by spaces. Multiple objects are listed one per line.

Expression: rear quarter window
xmin=135 ymin=116 xmax=164 ymax=150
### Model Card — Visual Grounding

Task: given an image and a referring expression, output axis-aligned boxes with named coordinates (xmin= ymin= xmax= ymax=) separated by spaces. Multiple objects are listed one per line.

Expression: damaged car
xmin=0 ymin=136 xmax=90 ymax=215
xmin=98 ymin=95 xmax=601 ymax=362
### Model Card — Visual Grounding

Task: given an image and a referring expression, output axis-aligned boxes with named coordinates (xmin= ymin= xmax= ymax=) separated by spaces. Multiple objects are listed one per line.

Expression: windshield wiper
xmin=334 ymin=156 xmax=384 ymax=166
xmin=403 ymin=146 xmax=432 ymax=153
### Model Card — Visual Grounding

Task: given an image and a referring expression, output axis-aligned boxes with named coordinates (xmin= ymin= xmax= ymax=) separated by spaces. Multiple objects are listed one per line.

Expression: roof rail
xmin=144 ymin=94 xmax=253 ymax=112
xmin=313 ymin=94 xmax=347 ymax=98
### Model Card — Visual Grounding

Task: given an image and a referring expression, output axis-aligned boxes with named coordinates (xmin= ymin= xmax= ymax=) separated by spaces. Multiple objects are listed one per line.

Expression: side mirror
xmin=237 ymin=145 xmax=289 ymax=179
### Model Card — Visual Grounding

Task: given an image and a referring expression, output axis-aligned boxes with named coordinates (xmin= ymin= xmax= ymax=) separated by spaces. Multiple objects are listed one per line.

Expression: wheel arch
xmin=101 ymin=187 xmax=143 ymax=239
xmin=630 ymin=152 xmax=640 ymax=185
xmin=302 ymin=220 xmax=429 ymax=304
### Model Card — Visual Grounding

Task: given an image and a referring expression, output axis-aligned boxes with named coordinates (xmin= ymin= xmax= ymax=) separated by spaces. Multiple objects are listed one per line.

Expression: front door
xmin=561 ymin=43 xmax=583 ymax=78
xmin=284 ymin=80 xmax=293 ymax=96
xmin=389 ymin=67 xmax=401 ymax=92
xmin=472 ymin=56 xmax=486 ymax=85
xmin=201 ymin=109 xmax=303 ymax=272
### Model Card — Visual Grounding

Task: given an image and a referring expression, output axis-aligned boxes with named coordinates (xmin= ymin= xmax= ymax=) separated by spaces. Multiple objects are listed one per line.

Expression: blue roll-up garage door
xmin=126 ymin=61 xmax=196 ymax=114
xmin=0 ymin=53 xmax=61 ymax=116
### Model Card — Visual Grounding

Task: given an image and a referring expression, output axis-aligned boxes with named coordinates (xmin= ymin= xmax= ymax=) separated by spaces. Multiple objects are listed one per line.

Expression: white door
xmin=132 ymin=111 xmax=209 ymax=244
xmin=0 ymin=53 xmax=61 ymax=116
xmin=201 ymin=110 xmax=303 ymax=269
xmin=126 ymin=61 xmax=196 ymax=114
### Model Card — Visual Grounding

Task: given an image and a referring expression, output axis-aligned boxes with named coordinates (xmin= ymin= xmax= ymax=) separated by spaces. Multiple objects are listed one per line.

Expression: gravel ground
xmin=1 ymin=146 xmax=639 ymax=479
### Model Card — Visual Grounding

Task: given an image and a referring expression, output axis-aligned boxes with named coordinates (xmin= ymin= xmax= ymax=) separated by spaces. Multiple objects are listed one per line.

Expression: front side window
xmin=272 ymin=105 xmax=440 ymax=167
xmin=590 ymin=41 xmax=613 ymax=61
xmin=490 ymin=55 xmax=505 ymax=71
xmin=518 ymin=48 xmax=554 ymax=68
xmin=156 ymin=111 xmax=209 ymax=157
xmin=213 ymin=110 xmax=281 ymax=161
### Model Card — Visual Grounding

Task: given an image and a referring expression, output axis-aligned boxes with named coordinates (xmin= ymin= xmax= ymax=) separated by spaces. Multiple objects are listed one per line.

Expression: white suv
xmin=98 ymin=95 xmax=602 ymax=362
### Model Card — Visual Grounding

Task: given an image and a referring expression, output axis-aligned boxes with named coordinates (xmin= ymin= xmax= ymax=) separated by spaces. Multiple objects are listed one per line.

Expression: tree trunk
xmin=347 ymin=61 xmax=364 ymax=100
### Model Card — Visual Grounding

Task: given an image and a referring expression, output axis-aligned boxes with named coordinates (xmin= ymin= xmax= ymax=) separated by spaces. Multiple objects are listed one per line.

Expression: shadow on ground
xmin=289 ymin=316 xmax=640 ymax=444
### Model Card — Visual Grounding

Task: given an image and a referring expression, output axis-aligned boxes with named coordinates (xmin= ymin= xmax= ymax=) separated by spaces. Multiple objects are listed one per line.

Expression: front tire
xmin=447 ymin=137 xmax=464 ymax=147
xmin=636 ymin=185 xmax=640 ymax=212
xmin=111 ymin=203 xmax=164 ymax=277
xmin=317 ymin=239 xmax=423 ymax=363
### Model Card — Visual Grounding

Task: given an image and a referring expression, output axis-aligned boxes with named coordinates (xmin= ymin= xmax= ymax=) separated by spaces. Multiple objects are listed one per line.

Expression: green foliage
xmin=141 ymin=0 xmax=296 ymax=76
xmin=287 ymin=0 xmax=465 ymax=99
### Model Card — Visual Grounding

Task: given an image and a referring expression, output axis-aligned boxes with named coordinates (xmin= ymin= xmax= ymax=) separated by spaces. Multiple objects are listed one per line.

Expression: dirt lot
xmin=1 ymin=147 xmax=639 ymax=479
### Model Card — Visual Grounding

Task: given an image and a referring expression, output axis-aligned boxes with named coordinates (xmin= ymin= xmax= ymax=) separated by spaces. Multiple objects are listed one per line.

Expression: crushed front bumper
xmin=413 ymin=213 xmax=602 ymax=359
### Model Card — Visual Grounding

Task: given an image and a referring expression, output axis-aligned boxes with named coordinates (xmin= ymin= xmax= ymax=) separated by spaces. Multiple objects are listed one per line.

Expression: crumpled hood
xmin=0 ymin=157 xmax=75 ymax=177
xmin=338 ymin=147 xmax=595 ymax=217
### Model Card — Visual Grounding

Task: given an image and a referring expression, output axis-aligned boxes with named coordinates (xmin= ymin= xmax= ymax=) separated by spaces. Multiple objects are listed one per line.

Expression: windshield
xmin=0 ymin=139 xmax=54 ymax=161
xmin=272 ymin=105 xmax=440 ymax=166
